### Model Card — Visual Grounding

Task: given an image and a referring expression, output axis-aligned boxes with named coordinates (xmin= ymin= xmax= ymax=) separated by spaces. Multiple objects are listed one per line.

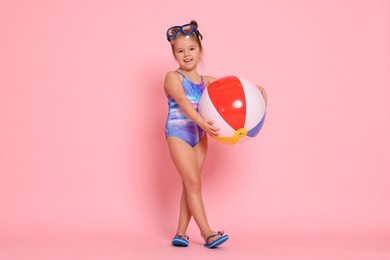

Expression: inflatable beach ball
xmin=199 ymin=76 xmax=266 ymax=145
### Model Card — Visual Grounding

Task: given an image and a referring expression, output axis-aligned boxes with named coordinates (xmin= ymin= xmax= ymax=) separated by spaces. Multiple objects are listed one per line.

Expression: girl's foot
xmin=172 ymin=233 xmax=190 ymax=247
xmin=203 ymin=230 xmax=229 ymax=248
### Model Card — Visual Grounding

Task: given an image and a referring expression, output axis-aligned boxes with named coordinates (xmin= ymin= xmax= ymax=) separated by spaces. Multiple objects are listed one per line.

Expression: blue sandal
xmin=172 ymin=233 xmax=190 ymax=247
xmin=204 ymin=231 xmax=229 ymax=248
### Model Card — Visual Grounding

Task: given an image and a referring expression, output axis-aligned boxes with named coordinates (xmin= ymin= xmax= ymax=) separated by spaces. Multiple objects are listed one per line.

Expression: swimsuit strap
xmin=175 ymin=70 xmax=204 ymax=85
xmin=175 ymin=70 xmax=186 ymax=78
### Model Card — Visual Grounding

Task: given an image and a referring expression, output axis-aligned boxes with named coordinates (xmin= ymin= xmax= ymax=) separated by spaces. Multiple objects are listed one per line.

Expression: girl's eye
xmin=177 ymin=50 xmax=183 ymax=53
xmin=190 ymin=47 xmax=195 ymax=51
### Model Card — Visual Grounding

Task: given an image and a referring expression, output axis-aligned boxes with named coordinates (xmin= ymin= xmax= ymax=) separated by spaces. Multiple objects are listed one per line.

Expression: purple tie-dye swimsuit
xmin=165 ymin=71 xmax=206 ymax=147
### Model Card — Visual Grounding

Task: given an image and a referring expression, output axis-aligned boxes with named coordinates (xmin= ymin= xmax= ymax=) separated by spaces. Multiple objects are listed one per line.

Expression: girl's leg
xmin=167 ymin=136 xmax=222 ymax=243
xmin=176 ymin=182 xmax=191 ymax=236
xmin=176 ymin=136 xmax=207 ymax=235
xmin=194 ymin=136 xmax=223 ymax=242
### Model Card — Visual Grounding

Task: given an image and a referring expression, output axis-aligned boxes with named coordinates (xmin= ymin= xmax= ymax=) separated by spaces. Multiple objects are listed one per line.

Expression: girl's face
xmin=172 ymin=36 xmax=202 ymax=71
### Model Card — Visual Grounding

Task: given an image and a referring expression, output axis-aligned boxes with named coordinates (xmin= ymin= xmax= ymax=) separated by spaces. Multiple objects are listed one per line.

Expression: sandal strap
xmin=175 ymin=233 xmax=189 ymax=240
xmin=205 ymin=231 xmax=222 ymax=244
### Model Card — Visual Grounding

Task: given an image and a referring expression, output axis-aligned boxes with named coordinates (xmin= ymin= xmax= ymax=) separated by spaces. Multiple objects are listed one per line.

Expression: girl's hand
xmin=257 ymin=85 xmax=268 ymax=107
xmin=200 ymin=118 xmax=220 ymax=136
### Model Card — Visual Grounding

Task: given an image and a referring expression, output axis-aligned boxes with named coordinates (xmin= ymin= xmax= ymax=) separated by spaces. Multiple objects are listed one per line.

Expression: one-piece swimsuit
xmin=165 ymin=70 xmax=206 ymax=147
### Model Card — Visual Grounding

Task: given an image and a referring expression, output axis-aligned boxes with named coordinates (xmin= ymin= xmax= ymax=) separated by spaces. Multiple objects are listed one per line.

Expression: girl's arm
xmin=164 ymin=72 xmax=219 ymax=136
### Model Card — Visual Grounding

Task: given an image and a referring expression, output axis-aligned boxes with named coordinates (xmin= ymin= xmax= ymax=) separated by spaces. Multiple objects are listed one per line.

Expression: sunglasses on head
xmin=166 ymin=23 xmax=200 ymax=42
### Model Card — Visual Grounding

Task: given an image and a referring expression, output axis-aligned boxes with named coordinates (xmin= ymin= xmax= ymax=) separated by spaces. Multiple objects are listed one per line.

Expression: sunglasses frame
xmin=166 ymin=23 xmax=200 ymax=41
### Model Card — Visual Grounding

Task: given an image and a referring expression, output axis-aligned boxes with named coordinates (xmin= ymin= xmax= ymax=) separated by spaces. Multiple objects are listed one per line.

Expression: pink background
xmin=1 ymin=0 xmax=389 ymax=259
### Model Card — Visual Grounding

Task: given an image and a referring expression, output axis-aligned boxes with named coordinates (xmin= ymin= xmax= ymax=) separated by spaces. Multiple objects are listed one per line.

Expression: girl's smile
xmin=173 ymin=36 xmax=201 ymax=71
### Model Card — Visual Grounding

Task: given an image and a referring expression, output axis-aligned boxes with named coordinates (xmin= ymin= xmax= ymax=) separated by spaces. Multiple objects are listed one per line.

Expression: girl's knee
xmin=184 ymin=176 xmax=202 ymax=193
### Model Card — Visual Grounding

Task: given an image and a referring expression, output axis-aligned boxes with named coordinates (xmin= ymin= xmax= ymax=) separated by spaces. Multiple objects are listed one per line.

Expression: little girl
xmin=164 ymin=20 xmax=267 ymax=248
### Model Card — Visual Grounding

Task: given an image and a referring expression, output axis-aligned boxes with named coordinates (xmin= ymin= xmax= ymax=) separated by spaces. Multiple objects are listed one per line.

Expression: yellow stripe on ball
xmin=212 ymin=136 xmax=239 ymax=145
xmin=234 ymin=128 xmax=248 ymax=139
xmin=211 ymin=128 xmax=248 ymax=145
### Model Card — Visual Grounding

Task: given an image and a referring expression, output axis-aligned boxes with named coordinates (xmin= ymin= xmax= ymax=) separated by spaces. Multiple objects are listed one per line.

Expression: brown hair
xmin=170 ymin=20 xmax=203 ymax=53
